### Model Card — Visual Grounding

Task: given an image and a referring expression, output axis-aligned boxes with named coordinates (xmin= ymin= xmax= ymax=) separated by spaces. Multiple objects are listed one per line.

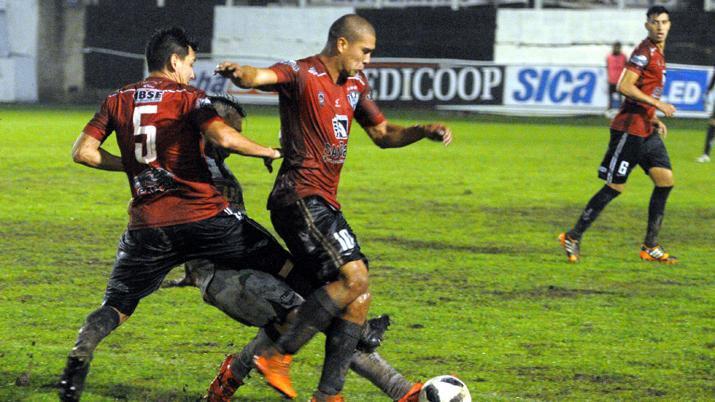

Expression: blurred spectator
xmin=696 ymin=66 xmax=715 ymax=163
xmin=607 ymin=41 xmax=627 ymax=110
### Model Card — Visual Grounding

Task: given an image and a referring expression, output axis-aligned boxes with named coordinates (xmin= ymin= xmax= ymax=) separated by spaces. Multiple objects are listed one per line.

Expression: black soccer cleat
xmin=357 ymin=314 xmax=391 ymax=353
xmin=58 ymin=356 xmax=90 ymax=402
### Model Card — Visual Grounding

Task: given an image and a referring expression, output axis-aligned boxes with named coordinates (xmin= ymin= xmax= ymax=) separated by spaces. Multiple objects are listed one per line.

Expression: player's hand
xmin=423 ymin=124 xmax=453 ymax=146
xmin=214 ymin=62 xmax=242 ymax=81
xmin=654 ymin=120 xmax=668 ymax=138
xmin=655 ymin=101 xmax=676 ymax=118
xmin=263 ymin=148 xmax=282 ymax=173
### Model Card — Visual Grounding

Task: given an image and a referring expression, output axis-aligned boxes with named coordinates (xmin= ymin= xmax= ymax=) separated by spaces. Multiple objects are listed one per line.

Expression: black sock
xmin=318 ymin=319 xmax=363 ymax=395
xmin=60 ymin=305 xmax=120 ymax=400
xmin=232 ymin=329 xmax=274 ymax=381
xmin=277 ymin=288 xmax=341 ymax=354
xmin=350 ymin=351 xmax=414 ymax=400
xmin=68 ymin=305 xmax=120 ymax=361
xmin=705 ymin=126 xmax=715 ymax=156
xmin=569 ymin=185 xmax=621 ymax=240
xmin=644 ymin=186 xmax=673 ymax=247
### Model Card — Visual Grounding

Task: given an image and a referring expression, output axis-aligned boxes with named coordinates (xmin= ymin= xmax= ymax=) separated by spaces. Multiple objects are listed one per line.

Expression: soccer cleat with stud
xmin=396 ymin=382 xmax=423 ymax=402
xmin=58 ymin=356 xmax=90 ymax=402
xmin=206 ymin=354 xmax=244 ymax=402
xmin=696 ymin=154 xmax=711 ymax=163
xmin=558 ymin=232 xmax=581 ymax=263
xmin=253 ymin=353 xmax=297 ymax=399
xmin=310 ymin=392 xmax=345 ymax=402
xmin=640 ymin=244 xmax=678 ymax=264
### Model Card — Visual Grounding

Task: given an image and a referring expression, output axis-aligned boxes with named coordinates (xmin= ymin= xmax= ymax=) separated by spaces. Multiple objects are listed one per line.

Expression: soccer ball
xmin=418 ymin=375 xmax=471 ymax=402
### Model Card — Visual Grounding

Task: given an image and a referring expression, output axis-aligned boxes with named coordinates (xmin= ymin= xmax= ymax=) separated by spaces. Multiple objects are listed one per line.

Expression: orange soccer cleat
xmin=397 ymin=382 xmax=423 ymax=402
xmin=205 ymin=354 xmax=243 ymax=402
xmin=640 ymin=244 xmax=678 ymax=264
xmin=310 ymin=392 xmax=345 ymax=402
xmin=253 ymin=352 xmax=297 ymax=399
xmin=559 ymin=232 xmax=581 ymax=263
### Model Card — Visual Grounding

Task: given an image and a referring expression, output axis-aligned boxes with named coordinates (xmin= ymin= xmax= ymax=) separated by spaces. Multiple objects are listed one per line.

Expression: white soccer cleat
xmin=696 ymin=154 xmax=711 ymax=163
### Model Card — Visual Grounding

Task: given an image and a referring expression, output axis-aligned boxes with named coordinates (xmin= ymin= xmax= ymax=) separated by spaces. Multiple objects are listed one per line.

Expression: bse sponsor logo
xmin=134 ymin=89 xmax=164 ymax=103
xmin=505 ymin=66 xmax=606 ymax=106
xmin=322 ymin=141 xmax=347 ymax=164
xmin=364 ymin=64 xmax=504 ymax=105
xmin=332 ymin=115 xmax=349 ymax=139
xmin=661 ymin=67 xmax=709 ymax=112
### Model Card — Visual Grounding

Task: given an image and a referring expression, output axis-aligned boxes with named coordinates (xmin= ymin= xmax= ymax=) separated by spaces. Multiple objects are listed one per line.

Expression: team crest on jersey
xmin=630 ymin=54 xmax=648 ymax=68
xmin=318 ymin=91 xmax=325 ymax=106
xmin=279 ymin=60 xmax=300 ymax=72
xmin=134 ymin=89 xmax=164 ymax=103
xmin=347 ymin=90 xmax=359 ymax=110
xmin=332 ymin=115 xmax=349 ymax=139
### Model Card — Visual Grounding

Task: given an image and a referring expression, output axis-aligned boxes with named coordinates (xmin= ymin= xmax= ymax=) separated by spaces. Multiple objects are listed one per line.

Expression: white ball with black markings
xmin=418 ymin=375 xmax=471 ymax=402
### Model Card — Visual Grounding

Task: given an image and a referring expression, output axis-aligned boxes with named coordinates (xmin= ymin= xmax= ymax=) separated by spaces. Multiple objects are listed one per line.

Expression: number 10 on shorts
xmin=333 ymin=229 xmax=355 ymax=252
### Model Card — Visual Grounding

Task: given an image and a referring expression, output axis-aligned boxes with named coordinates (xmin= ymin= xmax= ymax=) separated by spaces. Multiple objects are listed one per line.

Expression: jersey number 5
xmin=133 ymin=105 xmax=157 ymax=163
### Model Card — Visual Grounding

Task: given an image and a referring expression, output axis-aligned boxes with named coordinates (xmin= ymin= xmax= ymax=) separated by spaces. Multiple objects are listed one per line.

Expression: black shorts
xmin=598 ymin=129 xmax=672 ymax=184
xmin=104 ymin=208 xmax=290 ymax=315
xmin=271 ymin=197 xmax=367 ymax=283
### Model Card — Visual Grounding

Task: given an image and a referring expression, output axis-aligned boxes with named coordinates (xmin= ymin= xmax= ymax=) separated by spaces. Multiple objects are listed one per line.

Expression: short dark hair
xmin=646 ymin=6 xmax=669 ymax=19
xmin=145 ymin=27 xmax=198 ymax=72
xmin=327 ymin=14 xmax=375 ymax=43
xmin=209 ymin=95 xmax=246 ymax=131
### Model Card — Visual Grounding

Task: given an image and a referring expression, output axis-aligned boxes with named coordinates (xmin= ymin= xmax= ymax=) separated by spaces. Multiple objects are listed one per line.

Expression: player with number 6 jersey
xmin=559 ymin=6 xmax=678 ymax=265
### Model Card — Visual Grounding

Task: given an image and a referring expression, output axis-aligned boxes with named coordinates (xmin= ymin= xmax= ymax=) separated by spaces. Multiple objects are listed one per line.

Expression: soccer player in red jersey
xmin=58 ymin=28 xmax=288 ymax=401
xmin=560 ymin=6 xmax=678 ymax=264
xmin=215 ymin=14 xmax=452 ymax=401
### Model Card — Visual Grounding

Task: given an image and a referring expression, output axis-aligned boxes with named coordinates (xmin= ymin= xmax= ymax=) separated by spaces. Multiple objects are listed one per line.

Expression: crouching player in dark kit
xmin=57 ymin=27 xmax=286 ymax=401
xmin=560 ymin=6 xmax=678 ymax=264
xmin=161 ymin=95 xmax=424 ymax=402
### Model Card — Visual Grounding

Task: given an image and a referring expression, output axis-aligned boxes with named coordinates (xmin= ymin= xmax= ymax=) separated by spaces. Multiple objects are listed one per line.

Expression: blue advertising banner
xmin=662 ymin=65 xmax=710 ymax=112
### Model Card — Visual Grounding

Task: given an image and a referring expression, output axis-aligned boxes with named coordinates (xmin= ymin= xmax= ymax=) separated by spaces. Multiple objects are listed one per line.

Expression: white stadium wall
xmin=0 ymin=0 xmax=38 ymax=102
xmin=495 ymin=10 xmax=645 ymax=66
xmin=212 ymin=6 xmax=355 ymax=61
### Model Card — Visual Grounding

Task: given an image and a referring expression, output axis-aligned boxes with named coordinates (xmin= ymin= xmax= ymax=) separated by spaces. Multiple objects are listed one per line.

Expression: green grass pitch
xmin=1 ymin=105 xmax=713 ymax=401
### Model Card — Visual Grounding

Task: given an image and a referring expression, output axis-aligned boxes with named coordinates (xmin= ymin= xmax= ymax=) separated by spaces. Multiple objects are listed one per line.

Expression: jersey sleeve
xmin=354 ymin=83 xmax=385 ymax=128
xmin=261 ymin=60 xmax=300 ymax=92
xmin=190 ymin=91 xmax=223 ymax=132
xmin=83 ymin=97 xmax=115 ymax=142
xmin=625 ymin=46 xmax=650 ymax=76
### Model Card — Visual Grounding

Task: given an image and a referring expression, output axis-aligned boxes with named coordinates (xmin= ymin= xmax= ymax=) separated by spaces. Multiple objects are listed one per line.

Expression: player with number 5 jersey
xmin=58 ymin=27 xmax=290 ymax=402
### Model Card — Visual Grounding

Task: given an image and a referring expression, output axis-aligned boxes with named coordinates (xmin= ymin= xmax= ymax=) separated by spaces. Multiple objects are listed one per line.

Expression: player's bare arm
xmin=71 ymin=132 xmax=124 ymax=171
xmin=617 ymin=69 xmax=676 ymax=117
xmin=364 ymin=121 xmax=453 ymax=148
xmin=214 ymin=62 xmax=279 ymax=88
xmin=203 ymin=119 xmax=281 ymax=172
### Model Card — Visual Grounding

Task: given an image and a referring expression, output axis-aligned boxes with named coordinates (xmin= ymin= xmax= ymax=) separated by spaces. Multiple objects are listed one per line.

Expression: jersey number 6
xmin=133 ymin=105 xmax=158 ymax=164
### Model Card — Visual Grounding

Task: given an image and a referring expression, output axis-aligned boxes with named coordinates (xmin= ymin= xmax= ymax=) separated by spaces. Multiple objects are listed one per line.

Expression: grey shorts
xmin=200 ymin=267 xmax=304 ymax=327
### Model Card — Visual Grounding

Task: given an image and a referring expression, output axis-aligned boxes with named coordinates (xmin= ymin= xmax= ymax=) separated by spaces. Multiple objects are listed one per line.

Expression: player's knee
xmin=607 ymin=183 xmax=624 ymax=193
xmin=350 ymin=292 xmax=372 ymax=311
xmin=338 ymin=261 xmax=369 ymax=295
xmin=108 ymin=305 xmax=131 ymax=324
xmin=709 ymin=119 xmax=715 ymax=126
